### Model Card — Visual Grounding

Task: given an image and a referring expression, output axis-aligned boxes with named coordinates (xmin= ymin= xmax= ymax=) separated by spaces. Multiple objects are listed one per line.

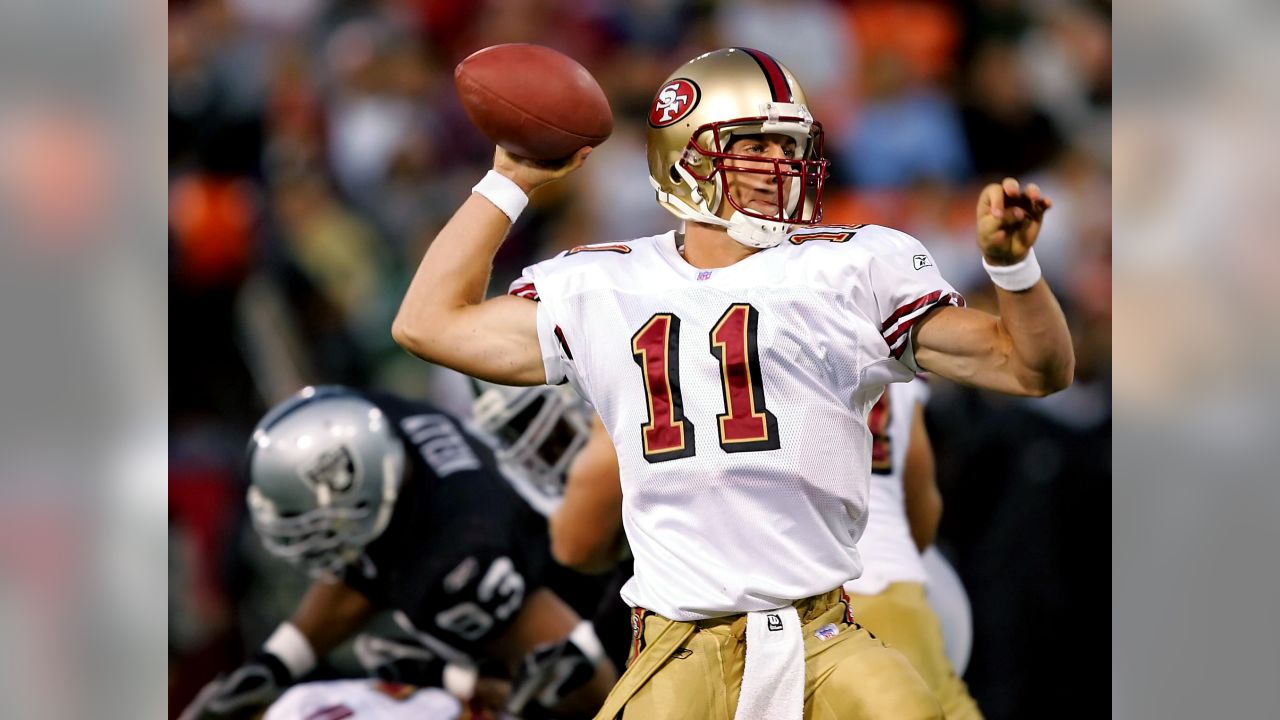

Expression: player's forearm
xmin=993 ymin=280 xmax=1075 ymax=396
xmin=907 ymin=489 xmax=941 ymax=551
xmin=289 ymin=580 xmax=376 ymax=657
xmin=392 ymin=193 xmax=513 ymax=359
xmin=903 ymin=409 xmax=940 ymax=551
xmin=550 ymin=517 xmax=624 ymax=574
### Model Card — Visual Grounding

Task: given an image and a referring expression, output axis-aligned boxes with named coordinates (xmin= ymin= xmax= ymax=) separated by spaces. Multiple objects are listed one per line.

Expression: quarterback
xmin=394 ymin=47 xmax=1073 ymax=720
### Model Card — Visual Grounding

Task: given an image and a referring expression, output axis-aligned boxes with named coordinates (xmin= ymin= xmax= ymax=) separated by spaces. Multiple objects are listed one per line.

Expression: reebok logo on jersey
xmin=697 ymin=270 xmax=713 ymax=281
xmin=913 ymin=254 xmax=933 ymax=270
xmin=767 ymin=613 xmax=783 ymax=631
xmin=814 ymin=623 xmax=839 ymax=641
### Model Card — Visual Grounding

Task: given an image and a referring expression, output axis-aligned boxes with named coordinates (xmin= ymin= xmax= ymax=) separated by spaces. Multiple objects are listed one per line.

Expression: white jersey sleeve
xmin=509 ymin=254 xmax=589 ymax=395
xmin=858 ymin=228 xmax=965 ymax=373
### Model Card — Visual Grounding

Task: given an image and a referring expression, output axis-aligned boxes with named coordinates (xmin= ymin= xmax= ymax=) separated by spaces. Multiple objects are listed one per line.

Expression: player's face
xmin=718 ymin=133 xmax=798 ymax=220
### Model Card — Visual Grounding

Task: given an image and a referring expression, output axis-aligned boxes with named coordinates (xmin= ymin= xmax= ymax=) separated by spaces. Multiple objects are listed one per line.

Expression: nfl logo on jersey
xmin=696 ymin=270 xmax=713 ymax=281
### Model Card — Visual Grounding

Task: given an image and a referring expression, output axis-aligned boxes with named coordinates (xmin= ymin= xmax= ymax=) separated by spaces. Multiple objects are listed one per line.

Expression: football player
xmin=393 ymin=47 xmax=1073 ymax=719
xmin=844 ymin=380 xmax=983 ymax=719
xmin=546 ymin=379 xmax=983 ymax=717
xmin=472 ymin=383 xmax=634 ymax=674
xmin=178 ymin=386 xmax=616 ymax=720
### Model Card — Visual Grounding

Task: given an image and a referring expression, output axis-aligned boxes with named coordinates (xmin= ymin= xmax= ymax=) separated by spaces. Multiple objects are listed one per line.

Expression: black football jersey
xmin=340 ymin=393 xmax=552 ymax=662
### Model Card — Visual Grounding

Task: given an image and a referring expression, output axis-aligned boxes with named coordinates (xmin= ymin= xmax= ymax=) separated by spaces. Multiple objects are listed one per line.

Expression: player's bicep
xmin=413 ymin=295 xmax=547 ymax=386
xmin=912 ymin=305 xmax=1035 ymax=396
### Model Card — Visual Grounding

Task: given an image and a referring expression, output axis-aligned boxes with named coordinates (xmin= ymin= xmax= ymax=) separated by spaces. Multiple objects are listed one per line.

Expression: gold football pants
xmin=594 ymin=589 xmax=941 ymax=719
xmin=848 ymin=582 xmax=983 ymax=720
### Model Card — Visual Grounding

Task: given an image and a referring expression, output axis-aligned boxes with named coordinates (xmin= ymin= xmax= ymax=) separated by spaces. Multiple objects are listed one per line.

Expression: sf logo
xmin=649 ymin=79 xmax=699 ymax=127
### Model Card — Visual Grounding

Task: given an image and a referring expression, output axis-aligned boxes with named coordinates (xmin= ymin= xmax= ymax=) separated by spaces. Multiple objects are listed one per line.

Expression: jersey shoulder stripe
xmin=785 ymin=223 xmax=868 ymax=245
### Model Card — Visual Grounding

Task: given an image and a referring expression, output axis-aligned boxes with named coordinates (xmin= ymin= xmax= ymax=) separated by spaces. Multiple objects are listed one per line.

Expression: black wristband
xmin=251 ymin=650 xmax=295 ymax=686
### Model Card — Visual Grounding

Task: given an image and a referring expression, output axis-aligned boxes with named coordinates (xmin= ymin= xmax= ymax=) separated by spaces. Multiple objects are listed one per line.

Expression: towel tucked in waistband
xmin=734 ymin=606 xmax=804 ymax=720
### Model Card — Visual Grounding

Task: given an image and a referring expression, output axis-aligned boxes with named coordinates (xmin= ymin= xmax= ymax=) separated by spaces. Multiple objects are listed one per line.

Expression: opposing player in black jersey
xmin=179 ymin=385 xmax=617 ymax=720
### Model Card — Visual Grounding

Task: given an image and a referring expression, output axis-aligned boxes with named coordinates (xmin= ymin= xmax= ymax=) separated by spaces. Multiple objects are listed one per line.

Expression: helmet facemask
xmin=248 ymin=457 xmax=399 ymax=581
xmin=472 ymin=384 xmax=591 ymax=502
xmin=660 ymin=102 xmax=830 ymax=248
xmin=249 ymin=486 xmax=375 ymax=578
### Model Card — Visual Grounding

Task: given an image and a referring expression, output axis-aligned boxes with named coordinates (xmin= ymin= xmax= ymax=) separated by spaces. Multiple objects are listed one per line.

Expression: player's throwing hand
xmin=976 ymin=177 xmax=1052 ymax=264
xmin=494 ymin=145 xmax=592 ymax=195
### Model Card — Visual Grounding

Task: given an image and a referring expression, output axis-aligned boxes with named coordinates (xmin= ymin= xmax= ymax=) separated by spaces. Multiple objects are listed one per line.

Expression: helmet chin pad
xmin=727 ymin=211 xmax=789 ymax=248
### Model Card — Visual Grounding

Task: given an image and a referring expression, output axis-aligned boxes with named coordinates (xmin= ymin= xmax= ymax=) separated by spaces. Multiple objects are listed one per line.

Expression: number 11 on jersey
xmin=711 ymin=304 xmax=780 ymax=453
xmin=631 ymin=314 xmax=697 ymax=462
xmin=631 ymin=304 xmax=780 ymax=464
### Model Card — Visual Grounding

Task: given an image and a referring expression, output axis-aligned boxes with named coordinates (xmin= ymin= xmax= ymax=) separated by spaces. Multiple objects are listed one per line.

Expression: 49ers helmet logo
xmin=649 ymin=78 xmax=700 ymax=128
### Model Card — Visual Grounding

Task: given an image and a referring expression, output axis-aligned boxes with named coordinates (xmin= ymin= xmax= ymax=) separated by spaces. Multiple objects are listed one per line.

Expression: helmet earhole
xmin=670 ymin=166 xmax=682 ymax=183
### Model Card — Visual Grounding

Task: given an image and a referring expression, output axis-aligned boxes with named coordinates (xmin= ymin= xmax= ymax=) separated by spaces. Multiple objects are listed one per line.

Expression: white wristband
xmin=472 ymin=170 xmax=529 ymax=223
xmin=983 ymin=248 xmax=1042 ymax=292
xmin=263 ymin=622 xmax=317 ymax=679
xmin=569 ymin=620 xmax=606 ymax=664
xmin=443 ymin=663 xmax=478 ymax=700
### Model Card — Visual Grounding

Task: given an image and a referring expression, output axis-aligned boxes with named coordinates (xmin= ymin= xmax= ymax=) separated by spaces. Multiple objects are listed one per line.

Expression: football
xmin=454 ymin=43 xmax=613 ymax=161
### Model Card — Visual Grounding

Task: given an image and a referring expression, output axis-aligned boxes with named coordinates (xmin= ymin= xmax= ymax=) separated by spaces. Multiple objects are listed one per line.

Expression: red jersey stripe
xmin=509 ymin=282 xmax=539 ymax=301
xmin=883 ymin=292 xmax=966 ymax=355
xmin=881 ymin=290 xmax=944 ymax=332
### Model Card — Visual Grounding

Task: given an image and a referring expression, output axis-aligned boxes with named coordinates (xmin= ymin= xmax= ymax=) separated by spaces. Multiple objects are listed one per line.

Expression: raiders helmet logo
xmin=301 ymin=446 xmax=357 ymax=493
xmin=649 ymin=78 xmax=700 ymax=128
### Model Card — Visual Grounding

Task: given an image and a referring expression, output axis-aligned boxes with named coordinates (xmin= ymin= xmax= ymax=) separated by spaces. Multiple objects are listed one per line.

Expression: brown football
xmin=454 ymin=44 xmax=613 ymax=161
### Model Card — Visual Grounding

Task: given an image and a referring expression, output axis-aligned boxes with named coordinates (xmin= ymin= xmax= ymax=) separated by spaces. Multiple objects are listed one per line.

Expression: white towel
xmin=735 ymin=606 xmax=805 ymax=720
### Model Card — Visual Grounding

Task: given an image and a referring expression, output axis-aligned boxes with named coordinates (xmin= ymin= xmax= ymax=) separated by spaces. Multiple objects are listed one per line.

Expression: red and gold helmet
xmin=646 ymin=48 xmax=830 ymax=248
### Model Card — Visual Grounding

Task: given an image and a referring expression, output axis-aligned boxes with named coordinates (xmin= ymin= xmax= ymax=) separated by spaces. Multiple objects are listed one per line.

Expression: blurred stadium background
xmin=169 ymin=0 xmax=1111 ymax=717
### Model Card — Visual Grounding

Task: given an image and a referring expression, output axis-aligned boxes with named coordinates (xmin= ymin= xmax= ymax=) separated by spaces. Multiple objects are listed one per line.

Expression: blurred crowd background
xmin=169 ymin=0 xmax=1111 ymax=717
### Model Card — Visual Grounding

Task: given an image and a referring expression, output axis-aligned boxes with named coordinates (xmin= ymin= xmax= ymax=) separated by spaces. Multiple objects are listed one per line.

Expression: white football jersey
xmin=843 ymin=379 xmax=930 ymax=596
xmin=512 ymin=225 xmax=962 ymax=621
xmin=264 ymin=680 xmax=464 ymax=720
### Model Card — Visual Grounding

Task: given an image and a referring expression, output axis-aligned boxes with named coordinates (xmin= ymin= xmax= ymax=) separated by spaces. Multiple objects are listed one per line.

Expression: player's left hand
xmin=976 ymin=177 xmax=1052 ymax=264
xmin=178 ymin=654 xmax=290 ymax=720
xmin=506 ymin=634 xmax=597 ymax=715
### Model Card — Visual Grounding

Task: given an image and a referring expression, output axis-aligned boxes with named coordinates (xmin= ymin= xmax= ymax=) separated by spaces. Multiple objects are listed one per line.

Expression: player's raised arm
xmin=391 ymin=146 xmax=591 ymax=385
xmin=912 ymin=178 xmax=1075 ymax=397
